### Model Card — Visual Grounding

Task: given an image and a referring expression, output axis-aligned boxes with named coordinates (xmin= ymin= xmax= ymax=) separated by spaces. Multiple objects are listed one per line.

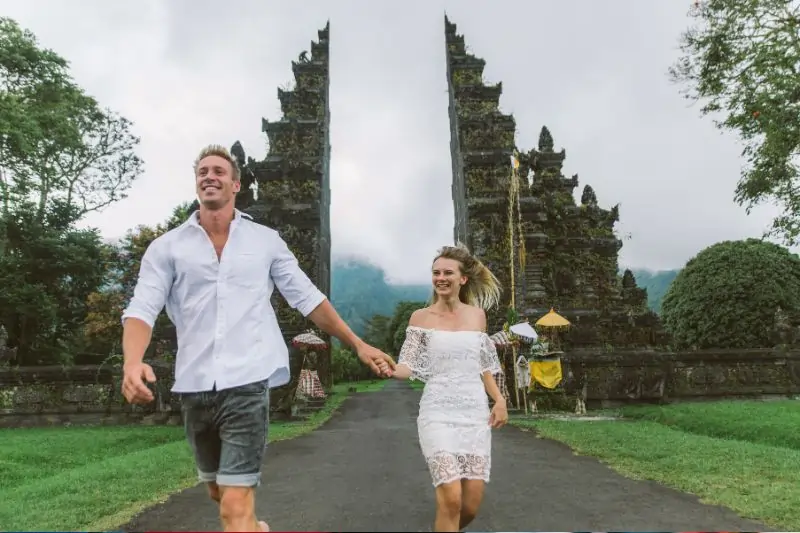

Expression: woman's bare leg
xmin=459 ymin=479 xmax=485 ymax=530
xmin=434 ymin=480 xmax=462 ymax=532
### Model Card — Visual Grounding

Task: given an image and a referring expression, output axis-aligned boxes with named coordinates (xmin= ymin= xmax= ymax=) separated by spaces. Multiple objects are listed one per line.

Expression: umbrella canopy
xmin=509 ymin=321 xmax=539 ymax=342
xmin=535 ymin=308 xmax=571 ymax=328
xmin=291 ymin=330 xmax=328 ymax=349
xmin=489 ymin=330 xmax=514 ymax=347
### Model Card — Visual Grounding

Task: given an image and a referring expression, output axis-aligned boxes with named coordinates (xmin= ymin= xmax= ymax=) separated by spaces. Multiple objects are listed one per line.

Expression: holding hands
xmin=356 ymin=342 xmax=396 ymax=378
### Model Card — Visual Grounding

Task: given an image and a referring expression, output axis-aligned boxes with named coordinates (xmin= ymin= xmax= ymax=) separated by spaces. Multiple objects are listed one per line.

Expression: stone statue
xmin=581 ymin=185 xmax=598 ymax=206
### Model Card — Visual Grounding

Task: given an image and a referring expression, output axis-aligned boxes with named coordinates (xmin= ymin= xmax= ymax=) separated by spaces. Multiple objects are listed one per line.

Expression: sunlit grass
xmin=510 ymin=399 xmax=800 ymax=529
xmin=0 ymin=379 xmax=386 ymax=532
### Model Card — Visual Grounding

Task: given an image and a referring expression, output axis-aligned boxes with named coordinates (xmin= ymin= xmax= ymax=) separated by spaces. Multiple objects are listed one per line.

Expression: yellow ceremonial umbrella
xmin=535 ymin=308 xmax=571 ymax=328
xmin=527 ymin=308 xmax=571 ymax=397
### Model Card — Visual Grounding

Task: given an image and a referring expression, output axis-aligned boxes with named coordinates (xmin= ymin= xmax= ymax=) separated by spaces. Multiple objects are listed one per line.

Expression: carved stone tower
xmin=237 ymin=22 xmax=332 ymax=416
xmin=517 ymin=127 xmax=663 ymax=347
xmin=445 ymin=17 xmax=663 ymax=349
xmin=444 ymin=16 xmax=518 ymax=333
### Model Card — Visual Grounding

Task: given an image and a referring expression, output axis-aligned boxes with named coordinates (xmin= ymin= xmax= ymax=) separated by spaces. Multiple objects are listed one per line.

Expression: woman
xmin=380 ymin=244 xmax=509 ymax=532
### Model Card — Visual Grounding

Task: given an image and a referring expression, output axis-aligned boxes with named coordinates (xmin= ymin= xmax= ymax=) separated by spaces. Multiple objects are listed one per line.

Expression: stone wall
xmin=0 ymin=362 xmax=181 ymax=429
xmin=554 ymin=347 xmax=800 ymax=407
xmin=5 ymin=348 xmax=800 ymax=427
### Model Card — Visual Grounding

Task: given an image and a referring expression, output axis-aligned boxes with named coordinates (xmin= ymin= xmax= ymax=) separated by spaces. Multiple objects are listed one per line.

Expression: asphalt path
xmin=122 ymin=380 xmax=768 ymax=532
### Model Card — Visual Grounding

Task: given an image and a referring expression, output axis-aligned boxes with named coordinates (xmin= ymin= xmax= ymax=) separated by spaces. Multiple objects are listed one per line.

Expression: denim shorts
xmin=179 ymin=379 xmax=270 ymax=487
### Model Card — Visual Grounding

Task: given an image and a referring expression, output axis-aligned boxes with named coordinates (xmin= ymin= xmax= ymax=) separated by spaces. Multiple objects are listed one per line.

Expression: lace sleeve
xmin=397 ymin=326 xmax=431 ymax=382
xmin=479 ymin=333 xmax=502 ymax=375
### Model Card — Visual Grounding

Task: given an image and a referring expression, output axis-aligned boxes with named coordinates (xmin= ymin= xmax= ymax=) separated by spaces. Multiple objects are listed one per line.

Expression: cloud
xmin=0 ymin=0 xmax=788 ymax=285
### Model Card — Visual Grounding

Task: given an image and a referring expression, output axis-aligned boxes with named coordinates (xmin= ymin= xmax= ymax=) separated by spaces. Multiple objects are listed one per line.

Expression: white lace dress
xmin=397 ymin=326 xmax=502 ymax=487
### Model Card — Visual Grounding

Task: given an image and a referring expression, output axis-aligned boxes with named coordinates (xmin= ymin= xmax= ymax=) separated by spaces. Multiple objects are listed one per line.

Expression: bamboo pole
xmin=507 ymin=153 xmax=522 ymax=411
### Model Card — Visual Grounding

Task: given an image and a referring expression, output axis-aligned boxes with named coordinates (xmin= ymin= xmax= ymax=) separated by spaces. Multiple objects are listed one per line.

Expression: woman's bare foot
xmin=258 ymin=520 xmax=269 ymax=531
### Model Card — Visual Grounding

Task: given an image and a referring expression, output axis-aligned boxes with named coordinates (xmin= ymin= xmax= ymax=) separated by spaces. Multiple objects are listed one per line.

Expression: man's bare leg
xmin=207 ymin=482 xmax=221 ymax=503
xmin=218 ymin=486 xmax=268 ymax=532
xmin=214 ymin=380 xmax=271 ymax=532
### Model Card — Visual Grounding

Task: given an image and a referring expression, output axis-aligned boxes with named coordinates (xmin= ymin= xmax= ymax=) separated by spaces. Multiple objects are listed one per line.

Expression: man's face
xmin=195 ymin=155 xmax=240 ymax=209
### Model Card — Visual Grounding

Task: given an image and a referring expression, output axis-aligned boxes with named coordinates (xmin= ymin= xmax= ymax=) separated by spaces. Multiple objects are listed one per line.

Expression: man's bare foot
xmin=258 ymin=520 xmax=269 ymax=531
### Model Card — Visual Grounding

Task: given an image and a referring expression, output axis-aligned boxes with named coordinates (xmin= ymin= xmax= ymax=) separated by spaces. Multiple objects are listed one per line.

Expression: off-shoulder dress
xmin=396 ymin=325 xmax=502 ymax=487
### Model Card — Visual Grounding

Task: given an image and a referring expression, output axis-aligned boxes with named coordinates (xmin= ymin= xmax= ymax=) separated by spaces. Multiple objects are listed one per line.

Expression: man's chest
xmin=170 ymin=236 xmax=271 ymax=288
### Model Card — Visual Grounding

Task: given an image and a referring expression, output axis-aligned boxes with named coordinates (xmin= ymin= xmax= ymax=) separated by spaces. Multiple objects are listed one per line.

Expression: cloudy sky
xmin=1 ymin=0 xmax=787 ymax=284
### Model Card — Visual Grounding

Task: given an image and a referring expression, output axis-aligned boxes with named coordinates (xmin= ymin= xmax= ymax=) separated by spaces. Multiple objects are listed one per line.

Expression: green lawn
xmin=511 ymin=400 xmax=800 ymax=530
xmin=0 ymin=379 xmax=386 ymax=532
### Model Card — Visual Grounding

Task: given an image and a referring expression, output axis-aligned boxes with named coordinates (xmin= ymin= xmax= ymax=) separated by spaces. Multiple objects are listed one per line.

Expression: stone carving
xmin=580 ymin=185 xmax=598 ymax=207
xmin=444 ymin=16 xmax=666 ymax=352
xmin=247 ymin=22 xmax=332 ymax=418
xmin=444 ymin=15 xmax=517 ymax=334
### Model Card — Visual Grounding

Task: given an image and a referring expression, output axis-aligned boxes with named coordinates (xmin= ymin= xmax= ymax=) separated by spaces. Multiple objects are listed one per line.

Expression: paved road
xmin=123 ymin=381 xmax=768 ymax=532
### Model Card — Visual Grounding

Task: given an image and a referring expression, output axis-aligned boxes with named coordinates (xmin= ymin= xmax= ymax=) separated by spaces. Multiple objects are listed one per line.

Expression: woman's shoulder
xmin=462 ymin=304 xmax=486 ymax=317
xmin=407 ymin=307 xmax=432 ymax=328
xmin=461 ymin=305 xmax=487 ymax=330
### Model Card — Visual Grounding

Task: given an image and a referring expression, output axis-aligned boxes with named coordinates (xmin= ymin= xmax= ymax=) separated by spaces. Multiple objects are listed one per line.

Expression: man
xmin=120 ymin=144 xmax=396 ymax=532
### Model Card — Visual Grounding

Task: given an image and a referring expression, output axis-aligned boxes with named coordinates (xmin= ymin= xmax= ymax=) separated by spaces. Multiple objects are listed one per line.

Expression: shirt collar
xmin=187 ymin=208 xmax=252 ymax=228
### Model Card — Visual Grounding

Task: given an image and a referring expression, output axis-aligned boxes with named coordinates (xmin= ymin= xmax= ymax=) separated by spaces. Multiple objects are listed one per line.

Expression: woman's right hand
xmin=376 ymin=359 xmax=393 ymax=377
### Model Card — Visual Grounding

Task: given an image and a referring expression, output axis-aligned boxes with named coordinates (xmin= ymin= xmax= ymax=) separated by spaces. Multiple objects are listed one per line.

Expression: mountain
xmin=330 ymin=258 xmax=429 ymax=336
xmin=329 ymin=259 xmax=680 ymax=336
xmin=628 ymin=268 xmax=680 ymax=314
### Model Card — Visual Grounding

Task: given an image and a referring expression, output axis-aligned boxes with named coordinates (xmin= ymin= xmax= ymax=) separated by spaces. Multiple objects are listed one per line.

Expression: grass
xmin=510 ymin=399 xmax=800 ymax=530
xmin=0 ymin=379 xmax=386 ymax=532
xmin=619 ymin=400 xmax=800 ymax=449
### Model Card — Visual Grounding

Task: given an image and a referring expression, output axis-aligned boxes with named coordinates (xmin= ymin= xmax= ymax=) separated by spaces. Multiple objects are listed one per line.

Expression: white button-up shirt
xmin=121 ymin=209 xmax=326 ymax=393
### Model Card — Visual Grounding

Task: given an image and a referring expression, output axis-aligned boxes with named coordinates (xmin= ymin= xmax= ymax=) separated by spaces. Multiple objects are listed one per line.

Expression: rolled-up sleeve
xmin=269 ymin=232 xmax=326 ymax=317
xmin=121 ymin=236 xmax=173 ymax=328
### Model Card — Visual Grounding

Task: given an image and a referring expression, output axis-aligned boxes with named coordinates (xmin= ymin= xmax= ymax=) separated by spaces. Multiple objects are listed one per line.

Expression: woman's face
xmin=431 ymin=257 xmax=466 ymax=299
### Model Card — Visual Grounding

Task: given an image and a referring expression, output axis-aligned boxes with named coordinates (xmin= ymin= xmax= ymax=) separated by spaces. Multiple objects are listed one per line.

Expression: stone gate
xmin=445 ymin=16 xmax=664 ymax=350
xmin=230 ymin=22 xmax=333 ymax=416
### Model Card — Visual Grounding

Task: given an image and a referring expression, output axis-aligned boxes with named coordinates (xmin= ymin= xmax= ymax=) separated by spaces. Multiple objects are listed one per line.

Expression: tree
xmin=82 ymin=201 xmax=196 ymax=359
xmin=670 ymin=0 xmax=800 ymax=245
xmin=0 ymin=198 xmax=112 ymax=365
xmin=387 ymin=300 xmax=428 ymax=354
xmin=363 ymin=314 xmax=392 ymax=352
xmin=661 ymin=238 xmax=800 ymax=349
xmin=81 ymin=223 xmax=163 ymax=358
xmin=0 ymin=17 xmax=143 ymax=226
xmin=0 ymin=17 xmax=74 ymax=167
xmin=0 ymin=18 xmax=144 ymax=365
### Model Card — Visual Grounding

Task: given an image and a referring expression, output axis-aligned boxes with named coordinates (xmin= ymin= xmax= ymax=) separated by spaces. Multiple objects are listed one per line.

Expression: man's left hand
xmin=356 ymin=343 xmax=396 ymax=377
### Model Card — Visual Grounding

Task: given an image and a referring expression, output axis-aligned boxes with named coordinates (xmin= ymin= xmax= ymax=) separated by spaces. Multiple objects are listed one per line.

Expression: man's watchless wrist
xmin=351 ymin=337 xmax=368 ymax=352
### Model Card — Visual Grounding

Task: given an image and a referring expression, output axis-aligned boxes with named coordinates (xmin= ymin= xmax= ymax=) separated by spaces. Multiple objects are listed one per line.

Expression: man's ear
xmin=233 ymin=180 xmax=241 ymax=193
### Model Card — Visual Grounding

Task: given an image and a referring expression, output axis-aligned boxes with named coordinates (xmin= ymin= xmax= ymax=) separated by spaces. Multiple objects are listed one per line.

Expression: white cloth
xmin=397 ymin=326 xmax=502 ymax=486
xmin=516 ymin=355 xmax=531 ymax=389
xmin=121 ymin=209 xmax=326 ymax=393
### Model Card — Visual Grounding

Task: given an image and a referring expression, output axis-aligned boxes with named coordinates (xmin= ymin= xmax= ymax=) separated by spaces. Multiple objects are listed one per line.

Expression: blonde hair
xmin=193 ymin=144 xmax=241 ymax=182
xmin=431 ymin=243 xmax=502 ymax=311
